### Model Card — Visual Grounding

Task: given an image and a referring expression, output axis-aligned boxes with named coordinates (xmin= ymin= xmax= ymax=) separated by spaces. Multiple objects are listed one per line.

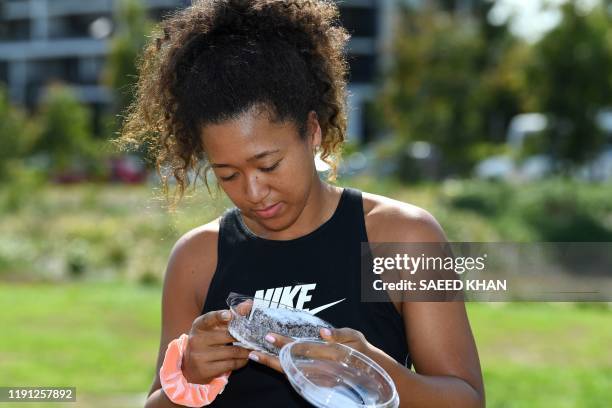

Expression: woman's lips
xmin=254 ymin=202 xmax=282 ymax=219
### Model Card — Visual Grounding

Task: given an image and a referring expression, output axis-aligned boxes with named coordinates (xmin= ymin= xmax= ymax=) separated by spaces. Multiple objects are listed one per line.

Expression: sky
xmin=488 ymin=0 xmax=602 ymax=42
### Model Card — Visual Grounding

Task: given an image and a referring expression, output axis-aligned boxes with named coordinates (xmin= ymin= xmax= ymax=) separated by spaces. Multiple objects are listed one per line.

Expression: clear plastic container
xmin=279 ymin=340 xmax=400 ymax=408
xmin=226 ymin=292 xmax=334 ymax=354
xmin=226 ymin=293 xmax=400 ymax=407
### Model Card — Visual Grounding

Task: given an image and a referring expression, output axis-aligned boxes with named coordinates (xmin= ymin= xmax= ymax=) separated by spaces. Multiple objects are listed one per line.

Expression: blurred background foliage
xmin=2 ymin=177 xmax=612 ymax=283
xmin=377 ymin=1 xmax=612 ymax=178
xmin=0 ymin=0 xmax=611 ymax=183
xmin=1 ymin=0 xmax=611 ymax=407
xmin=0 ymin=0 xmax=612 ymax=182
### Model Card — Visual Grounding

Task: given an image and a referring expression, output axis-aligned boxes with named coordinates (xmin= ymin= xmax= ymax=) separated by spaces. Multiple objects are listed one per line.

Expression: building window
xmin=48 ymin=14 xmax=109 ymax=39
xmin=338 ymin=6 xmax=378 ymax=38
xmin=0 ymin=61 xmax=8 ymax=84
xmin=29 ymin=58 xmax=80 ymax=84
xmin=0 ymin=19 xmax=30 ymax=41
xmin=347 ymin=54 xmax=377 ymax=84
xmin=79 ymin=57 xmax=104 ymax=84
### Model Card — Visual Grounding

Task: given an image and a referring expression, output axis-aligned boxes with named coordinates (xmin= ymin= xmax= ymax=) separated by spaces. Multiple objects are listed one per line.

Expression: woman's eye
xmin=218 ymin=160 xmax=281 ymax=181
xmin=261 ymin=161 xmax=281 ymax=173
xmin=220 ymin=173 xmax=238 ymax=181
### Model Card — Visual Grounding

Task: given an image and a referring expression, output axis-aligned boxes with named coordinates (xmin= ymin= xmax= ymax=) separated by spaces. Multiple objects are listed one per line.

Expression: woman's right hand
xmin=181 ymin=309 xmax=251 ymax=384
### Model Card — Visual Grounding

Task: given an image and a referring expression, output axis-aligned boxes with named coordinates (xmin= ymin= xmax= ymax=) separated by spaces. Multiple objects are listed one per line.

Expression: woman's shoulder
xmin=171 ymin=216 xmax=222 ymax=260
xmin=360 ymin=190 xmax=447 ymax=243
xmin=164 ymin=216 xmax=223 ymax=311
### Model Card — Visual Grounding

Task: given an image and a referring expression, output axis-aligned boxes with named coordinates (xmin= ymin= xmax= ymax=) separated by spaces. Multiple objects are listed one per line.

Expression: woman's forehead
xmin=200 ymin=108 xmax=300 ymax=163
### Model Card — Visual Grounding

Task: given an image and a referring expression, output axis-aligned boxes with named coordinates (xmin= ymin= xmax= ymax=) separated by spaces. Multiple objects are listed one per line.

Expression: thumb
xmin=192 ymin=309 xmax=232 ymax=332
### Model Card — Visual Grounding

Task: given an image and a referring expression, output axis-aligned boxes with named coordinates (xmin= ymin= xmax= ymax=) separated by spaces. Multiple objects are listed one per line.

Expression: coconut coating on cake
xmin=229 ymin=307 xmax=333 ymax=354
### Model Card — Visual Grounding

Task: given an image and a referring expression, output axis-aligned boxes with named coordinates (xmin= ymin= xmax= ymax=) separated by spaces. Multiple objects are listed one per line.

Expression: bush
xmin=446 ymin=180 xmax=512 ymax=216
xmin=443 ymin=178 xmax=612 ymax=241
xmin=0 ymin=164 xmax=45 ymax=213
xmin=514 ymin=181 xmax=612 ymax=241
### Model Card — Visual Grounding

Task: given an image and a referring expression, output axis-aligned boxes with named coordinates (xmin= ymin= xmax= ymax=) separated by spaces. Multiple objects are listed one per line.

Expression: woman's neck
xmin=242 ymin=180 xmax=343 ymax=241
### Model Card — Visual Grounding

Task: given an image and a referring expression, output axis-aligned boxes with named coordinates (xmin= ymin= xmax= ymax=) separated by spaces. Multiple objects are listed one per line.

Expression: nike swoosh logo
xmin=307 ymin=298 xmax=346 ymax=315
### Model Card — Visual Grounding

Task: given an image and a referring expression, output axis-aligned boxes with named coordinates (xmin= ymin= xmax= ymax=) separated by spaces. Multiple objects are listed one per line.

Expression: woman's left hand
xmin=248 ymin=327 xmax=374 ymax=373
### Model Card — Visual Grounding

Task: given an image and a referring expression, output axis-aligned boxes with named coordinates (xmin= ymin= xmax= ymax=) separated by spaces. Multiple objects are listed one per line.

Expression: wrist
xmin=180 ymin=348 xmax=197 ymax=384
xmin=160 ymin=334 xmax=230 ymax=407
xmin=365 ymin=343 xmax=395 ymax=368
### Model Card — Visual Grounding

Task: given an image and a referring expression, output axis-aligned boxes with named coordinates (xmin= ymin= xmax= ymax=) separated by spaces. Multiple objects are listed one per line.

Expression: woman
xmin=119 ymin=1 xmax=484 ymax=407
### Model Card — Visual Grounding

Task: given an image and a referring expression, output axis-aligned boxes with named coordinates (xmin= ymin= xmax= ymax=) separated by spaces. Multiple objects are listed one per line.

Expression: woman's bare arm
xmin=144 ymin=222 xmax=220 ymax=408
xmin=366 ymin=201 xmax=485 ymax=408
xmin=364 ymin=299 xmax=484 ymax=408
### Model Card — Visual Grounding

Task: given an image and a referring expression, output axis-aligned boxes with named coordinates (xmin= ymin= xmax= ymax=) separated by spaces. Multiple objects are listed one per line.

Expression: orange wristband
xmin=160 ymin=334 xmax=230 ymax=407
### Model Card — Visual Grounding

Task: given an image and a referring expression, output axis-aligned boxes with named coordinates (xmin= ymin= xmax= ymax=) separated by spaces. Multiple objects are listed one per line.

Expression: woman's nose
xmin=244 ymin=173 xmax=269 ymax=204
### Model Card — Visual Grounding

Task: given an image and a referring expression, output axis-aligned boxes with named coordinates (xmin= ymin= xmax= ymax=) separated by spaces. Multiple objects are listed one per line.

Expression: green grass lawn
xmin=0 ymin=283 xmax=610 ymax=407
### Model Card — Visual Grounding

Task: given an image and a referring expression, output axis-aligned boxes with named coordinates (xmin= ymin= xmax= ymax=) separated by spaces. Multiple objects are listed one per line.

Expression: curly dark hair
xmin=116 ymin=0 xmax=350 ymax=205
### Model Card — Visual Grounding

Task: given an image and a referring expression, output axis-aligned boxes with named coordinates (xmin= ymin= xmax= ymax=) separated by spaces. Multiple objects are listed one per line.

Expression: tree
xmin=34 ymin=83 xmax=94 ymax=173
xmin=526 ymin=2 xmax=612 ymax=169
xmin=103 ymin=0 xmax=153 ymax=131
xmin=0 ymin=85 xmax=38 ymax=180
xmin=377 ymin=4 xmax=523 ymax=178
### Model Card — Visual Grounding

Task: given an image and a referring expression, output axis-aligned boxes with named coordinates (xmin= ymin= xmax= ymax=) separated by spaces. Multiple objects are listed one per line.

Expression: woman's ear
xmin=307 ymin=111 xmax=322 ymax=151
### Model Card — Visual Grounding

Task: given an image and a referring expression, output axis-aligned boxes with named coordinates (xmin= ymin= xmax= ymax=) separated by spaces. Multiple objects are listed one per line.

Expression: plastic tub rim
xmin=279 ymin=339 xmax=400 ymax=408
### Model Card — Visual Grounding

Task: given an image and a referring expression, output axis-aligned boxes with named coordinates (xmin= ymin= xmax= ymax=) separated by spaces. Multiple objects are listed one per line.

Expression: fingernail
xmin=221 ymin=311 xmax=231 ymax=320
xmin=321 ymin=328 xmax=332 ymax=337
xmin=265 ymin=334 xmax=276 ymax=343
xmin=248 ymin=352 xmax=259 ymax=362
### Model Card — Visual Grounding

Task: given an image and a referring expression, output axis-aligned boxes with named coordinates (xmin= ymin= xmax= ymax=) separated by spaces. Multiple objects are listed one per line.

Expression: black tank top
xmin=201 ymin=187 xmax=411 ymax=407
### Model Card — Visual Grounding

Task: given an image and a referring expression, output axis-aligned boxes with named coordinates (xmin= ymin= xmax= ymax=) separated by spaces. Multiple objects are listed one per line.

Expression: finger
xmin=263 ymin=332 xmax=295 ymax=349
xmin=292 ymin=341 xmax=341 ymax=361
xmin=320 ymin=327 xmax=360 ymax=343
xmin=192 ymin=310 xmax=232 ymax=331
xmin=190 ymin=329 xmax=236 ymax=347
xmin=234 ymin=299 xmax=253 ymax=317
xmin=202 ymin=358 xmax=249 ymax=376
xmin=247 ymin=351 xmax=284 ymax=373
xmin=206 ymin=345 xmax=252 ymax=362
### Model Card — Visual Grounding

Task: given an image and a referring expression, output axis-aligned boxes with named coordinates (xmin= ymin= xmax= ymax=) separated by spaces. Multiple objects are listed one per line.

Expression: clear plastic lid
xmin=279 ymin=339 xmax=400 ymax=408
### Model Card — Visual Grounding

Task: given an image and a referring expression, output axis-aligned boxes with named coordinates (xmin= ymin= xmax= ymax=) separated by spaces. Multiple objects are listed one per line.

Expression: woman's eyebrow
xmin=247 ymin=149 xmax=281 ymax=162
xmin=211 ymin=149 xmax=280 ymax=168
